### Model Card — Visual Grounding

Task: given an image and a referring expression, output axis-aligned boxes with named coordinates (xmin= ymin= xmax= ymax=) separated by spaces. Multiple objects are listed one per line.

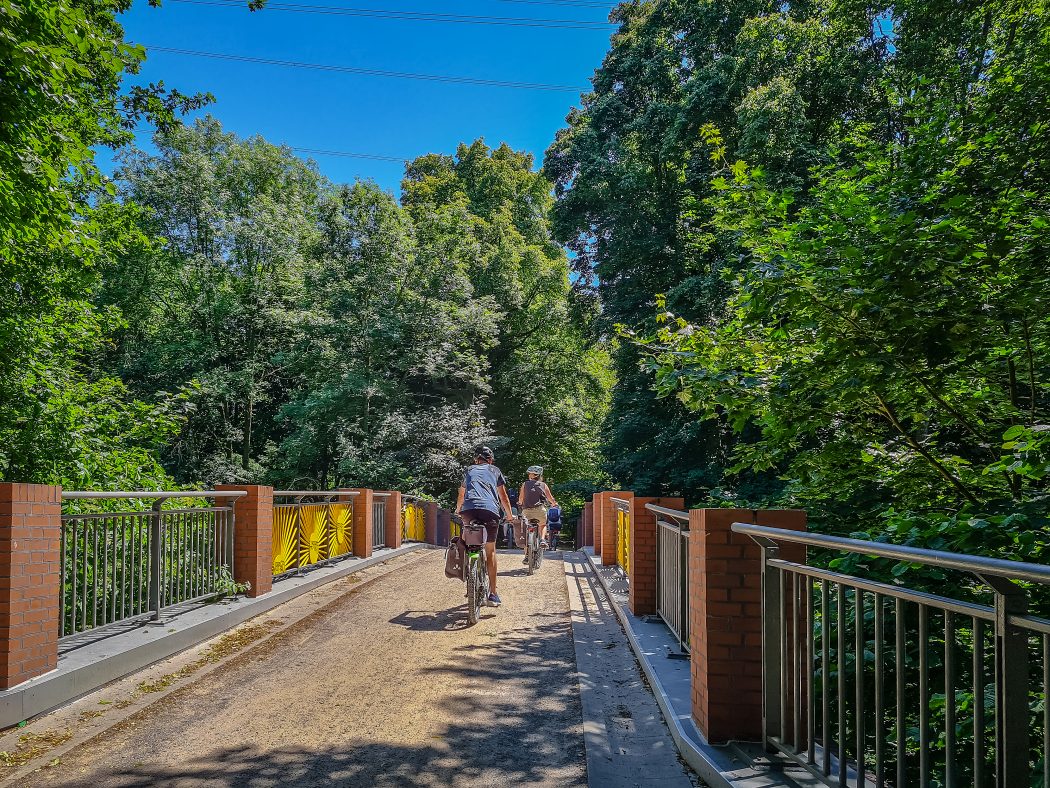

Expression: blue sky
xmin=109 ymin=0 xmax=618 ymax=194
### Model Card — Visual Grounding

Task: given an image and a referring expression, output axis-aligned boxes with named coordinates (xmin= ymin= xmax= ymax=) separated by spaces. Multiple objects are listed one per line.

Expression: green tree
xmin=104 ymin=117 xmax=322 ymax=482
xmin=0 ymin=0 xmax=205 ymax=487
xmin=404 ymin=141 xmax=612 ymax=494
xmin=646 ymin=1 xmax=1049 ymax=549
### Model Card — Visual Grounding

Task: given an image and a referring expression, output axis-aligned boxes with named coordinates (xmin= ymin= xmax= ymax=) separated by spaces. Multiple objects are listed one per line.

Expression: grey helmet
xmin=526 ymin=465 xmax=543 ymax=476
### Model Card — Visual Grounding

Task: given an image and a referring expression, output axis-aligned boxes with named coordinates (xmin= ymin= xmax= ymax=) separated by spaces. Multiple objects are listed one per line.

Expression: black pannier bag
xmin=445 ymin=536 xmax=467 ymax=580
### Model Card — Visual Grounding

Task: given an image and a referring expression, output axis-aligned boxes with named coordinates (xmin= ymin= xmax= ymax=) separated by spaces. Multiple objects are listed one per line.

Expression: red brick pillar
xmin=0 ymin=484 xmax=61 ymax=689
xmin=215 ymin=485 xmax=273 ymax=599
xmin=629 ymin=496 xmax=684 ymax=616
xmin=349 ymin=488 xmax=374 ymax=558
xmin=436 ymin=508 xmax=452 ymax=546
xmin=582 ymin=502 xmax=593 ymax=548
xmin=383 ymin=491 xmax=402 ymax=549
xmin=422 ymin=501 xmax=438 ymax=545
xmin=597 ymin=491 xmax=633 ymax=566
xmin=688 ymin=508 xmax=806 ymax=744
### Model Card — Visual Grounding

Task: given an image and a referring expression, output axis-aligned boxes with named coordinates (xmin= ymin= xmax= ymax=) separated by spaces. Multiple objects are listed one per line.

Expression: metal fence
xmin=734 ymin=522 xmax=1050 ymax=788
xmin=60 ymin=491 xmax=243 ymax=640
xmin=372 ymin=493 xmax=388 ymax=548
xmin=402 ymin=498 xmax=426 ymax=542
xmin=649 ymin=503 xmax=690 ymax=655
xmin=613 ymin=497 xmax=631 ymax=575
xmin=272 ymin=491 xmax=357 ymax=578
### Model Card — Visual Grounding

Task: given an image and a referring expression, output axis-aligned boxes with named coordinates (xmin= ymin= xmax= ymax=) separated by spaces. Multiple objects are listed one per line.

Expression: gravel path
xmin=22 ymin=550 xmax=586 ymax=788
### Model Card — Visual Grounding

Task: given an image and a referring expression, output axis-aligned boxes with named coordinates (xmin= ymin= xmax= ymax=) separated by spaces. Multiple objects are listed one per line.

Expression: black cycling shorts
xmin=460 ymin=508 xmax=500 ymax=543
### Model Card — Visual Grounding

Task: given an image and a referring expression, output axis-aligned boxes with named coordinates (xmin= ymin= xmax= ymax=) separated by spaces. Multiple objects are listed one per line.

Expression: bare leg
xmin=485 ymin=541 xmax=497 ymax=594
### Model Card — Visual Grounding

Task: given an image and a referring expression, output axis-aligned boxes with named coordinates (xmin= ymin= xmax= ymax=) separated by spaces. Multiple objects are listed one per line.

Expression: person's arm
xmin=518 ymin=483 xmax=526 ymax=505
xmin=542 ymin=483 xmax=558 ymax=507
xmin=456 ymin=483 xmax=465 ymax=514
xmin=498 ymin=485 xmax=514 ymax=519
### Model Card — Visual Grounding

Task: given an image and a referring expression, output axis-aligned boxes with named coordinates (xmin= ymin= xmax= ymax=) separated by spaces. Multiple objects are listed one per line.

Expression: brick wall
xmin=348 ymin=488 xmax=374 ymax=558
xmin=628 ymin=496 xmax=684 ymax=616
xmin=0 ymin=484 xmax=62 ymax=689
xmin=596 ymin=491 xmax=633 ymax=566
xmin=688 ymin=508 xmax=806 ymax=744
xmin=382 ymin=491 xmax=403 ymax=550
xmin=215 ymin=485 xmax=273 ymax=599
xmin=581 ymin=502 xmax=593 ymax=548
xmin=422 ymin=501 xmax=439 ymax=545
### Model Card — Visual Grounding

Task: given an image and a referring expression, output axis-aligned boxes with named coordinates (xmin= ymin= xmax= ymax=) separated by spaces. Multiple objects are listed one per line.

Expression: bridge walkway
xmin=9 ymin=550 xmax=698 ymax=787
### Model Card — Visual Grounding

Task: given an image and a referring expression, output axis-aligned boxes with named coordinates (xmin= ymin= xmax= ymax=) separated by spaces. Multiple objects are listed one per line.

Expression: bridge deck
xmin=9 ymin=550 xmax=698 ymax=787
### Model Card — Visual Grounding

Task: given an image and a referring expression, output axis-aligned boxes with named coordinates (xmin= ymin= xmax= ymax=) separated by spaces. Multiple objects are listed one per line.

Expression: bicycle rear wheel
xmin=466 ymin=554 xmax=482 ymax=624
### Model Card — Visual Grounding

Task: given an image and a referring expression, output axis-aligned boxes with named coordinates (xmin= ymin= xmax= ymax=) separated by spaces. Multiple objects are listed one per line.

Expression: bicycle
xmin=452 ymin=514 xmax=494 ymax=625
xmin=522 ymin=512 xmax=544 ymax=575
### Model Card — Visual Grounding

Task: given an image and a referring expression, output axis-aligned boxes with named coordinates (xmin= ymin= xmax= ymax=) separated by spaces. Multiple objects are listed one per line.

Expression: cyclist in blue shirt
xmin=455 ymin=446 xmax=513 ymax=607
xmin=546 ymin=504 xmax=563 ymax=549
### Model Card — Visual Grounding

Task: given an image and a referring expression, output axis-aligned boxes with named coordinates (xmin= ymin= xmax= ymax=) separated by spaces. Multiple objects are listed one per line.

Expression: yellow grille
xmin=272 ymin=500 xmax=355 ymax=576
xmin=402 ymin=503 xmax=426 ymax=541
xmin=329 ymin=503 xmax=353 ymax=557
xmin=273 ymin=506 xmax=301 ymax=575
xmin=616 ymin=507 xmax=630 ymax=575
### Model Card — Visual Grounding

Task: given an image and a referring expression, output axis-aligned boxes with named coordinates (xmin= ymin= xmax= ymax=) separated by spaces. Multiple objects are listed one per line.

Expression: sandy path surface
xmin=22 ymin=550 xmax=585 ymax=788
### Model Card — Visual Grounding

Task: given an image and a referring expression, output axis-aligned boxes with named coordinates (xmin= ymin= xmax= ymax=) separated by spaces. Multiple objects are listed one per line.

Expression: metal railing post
xmin=759 ymin=537 xmax=783 ymax=749
xmin=226 ymin=499 xmax=236 ymax=575
xmin=982 ymin=574 xmax=1029 ymax=788
xmin=678 ymin=526 xmax=688 ymax=655
xmin=149 ymin=499 xmax=163 ymax=620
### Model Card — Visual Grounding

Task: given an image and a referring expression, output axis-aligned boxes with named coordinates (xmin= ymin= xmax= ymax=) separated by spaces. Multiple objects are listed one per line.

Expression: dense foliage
xmin=1 ymin=4 xmax=609 ymax=505
xmin=546 ymin=0 xmax=1049 ymax=554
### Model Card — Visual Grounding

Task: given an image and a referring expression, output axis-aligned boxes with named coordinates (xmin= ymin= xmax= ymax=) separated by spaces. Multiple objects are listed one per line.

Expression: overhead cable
xmin=133 ymin=130 xmax=410 ymax=162
xmin=166 ymin=0 xmax=616 ymax=29
xmin=145 ymin=45 xmax=588 ymax=92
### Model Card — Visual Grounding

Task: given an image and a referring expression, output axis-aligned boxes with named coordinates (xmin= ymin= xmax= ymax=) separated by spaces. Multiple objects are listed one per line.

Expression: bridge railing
xmin=612 ymin=496 xmax=631 ymax=574
xmin=734 ymin=522 xmax=1050 ymax=788
xmin=372 ymin=493 xmax=389 ymax=548
xmin=272 ymin=491 xmax=358 ymax=578
xmin=648 ymin=503 xmax=690 ymax=655
xmin=402 ymin=497 xmax=427 ymax=542
xmin=60 ymin=490 xmax=243 ymax=640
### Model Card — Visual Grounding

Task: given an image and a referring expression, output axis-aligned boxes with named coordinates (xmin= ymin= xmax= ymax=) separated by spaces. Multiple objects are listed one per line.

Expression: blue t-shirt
xmin=461 ymin=463 xmax=508 ymax=515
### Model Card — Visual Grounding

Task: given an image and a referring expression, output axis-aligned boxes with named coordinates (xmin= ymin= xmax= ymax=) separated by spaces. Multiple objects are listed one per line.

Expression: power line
xmin=291 ymin=146 xmax=407 ymax=162
xmin=493 ymin=0 xmax=616 ymax=9
xmin=167 ymin=0 xmax=615 ymax=28
xmin=132 ymin=130 xmax=411 ymax=162
xmin=145 ymin=45 xmax=588 ymax=92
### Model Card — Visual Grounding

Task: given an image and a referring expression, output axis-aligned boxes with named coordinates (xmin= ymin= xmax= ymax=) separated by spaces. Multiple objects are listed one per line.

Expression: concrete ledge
xmin=0 ymin=543 xmax=432 ymax=729
xmin=581 ymin=548 xmax=817 ymax=788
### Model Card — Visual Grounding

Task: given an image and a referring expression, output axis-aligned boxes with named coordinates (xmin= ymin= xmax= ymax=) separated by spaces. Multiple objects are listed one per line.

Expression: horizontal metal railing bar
xmin=767 ymin=558 xmax=997 ymax=621
xmin=657 ymin=517 xmax=689 ymax=533
xmin=273 ymin=490 xmax=360 ymax=497
xmin=373 ymin=492 xmax=392 ymax=498
xmin=610 ymin=496 xmax=631 ymax=507
xmin=645 ymin=503 xmax=689 ymax=522
xmin=63 ymin=490 xmax=247 ymax=500
xmin=734 ymin=522 xmax=1050 ymax=585
xmin=1009 ymin=613 xmax=1050 ymax=635
xmin=62 ymin=507 xmax=232 ymax=520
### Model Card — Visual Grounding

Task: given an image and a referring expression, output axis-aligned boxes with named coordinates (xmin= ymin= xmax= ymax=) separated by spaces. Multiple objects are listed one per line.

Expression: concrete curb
xmin=0 ymin=543 xmax=433 ymax=729
xmin=580 ymin=550 xmax=736 ymax=788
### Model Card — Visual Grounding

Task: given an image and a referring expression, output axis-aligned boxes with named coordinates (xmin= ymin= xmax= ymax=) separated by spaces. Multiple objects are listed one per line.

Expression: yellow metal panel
xmin=406 ymin=504 xmax=426 ymax=541
xmin=329 ymin=503 xmax=353 ymax=558
xmin=616 ymin=508 xmax=630 ymax=574
xmin=273 ymin=506 xmax=300 ymax=575
xmin=298 ymin=504 xmax=328 ymax=567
